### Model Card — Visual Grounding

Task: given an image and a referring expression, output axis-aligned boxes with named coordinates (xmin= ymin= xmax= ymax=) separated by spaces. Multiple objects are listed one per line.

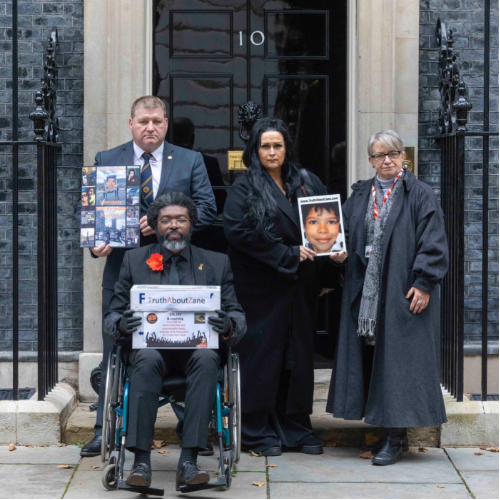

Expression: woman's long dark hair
xmin=243 ymin=118 xmax=303 ymax=242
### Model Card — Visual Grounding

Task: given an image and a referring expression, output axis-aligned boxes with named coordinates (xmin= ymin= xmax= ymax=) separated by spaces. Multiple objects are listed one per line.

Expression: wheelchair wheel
xmin=101 ymin=349 xmax=120 ymax=463
xmin=231 ymin=353 xmax=241 ymax=463
xmin=102 ymin=463 xmax=118 ymax=490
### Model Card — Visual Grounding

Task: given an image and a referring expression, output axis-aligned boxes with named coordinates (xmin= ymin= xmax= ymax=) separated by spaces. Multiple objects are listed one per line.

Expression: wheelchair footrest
xmin=178 ymin=475 xmax=228 ymax=493
xmin=117 ymin=479 xmax=164 ymax=496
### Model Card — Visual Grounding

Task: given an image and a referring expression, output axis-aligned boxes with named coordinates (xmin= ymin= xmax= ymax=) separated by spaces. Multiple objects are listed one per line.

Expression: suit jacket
xmin=74 ymin=140 xmax=217 ymax=290
xmin=103 ymin=243 xmax=247 ymax=357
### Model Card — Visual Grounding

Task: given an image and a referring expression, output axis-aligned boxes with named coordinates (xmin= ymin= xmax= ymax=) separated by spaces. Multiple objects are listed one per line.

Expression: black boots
xmin=372 ymin=428 xmax=408 ymax=466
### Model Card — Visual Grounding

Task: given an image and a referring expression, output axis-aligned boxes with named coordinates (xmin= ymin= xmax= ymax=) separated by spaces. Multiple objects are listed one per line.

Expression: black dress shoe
xmin=296 ymin=434 xmax=323 ymax=455
xmin=80 ymin=434 xmax=102 ymax=457
xmin=126 ymin=462 xmax=152 ymax=488
xmin=297 ymin=443 xmax=323 ymax=455
xmin=198 ymin=444 xmax=214 ymax=457
xmin=261 ymin=446 xmax=282 ymax=456
xmin=372 ymin=428 xmax=407 ymax=466
xmin=176 ymin=461 xmax=210 ymax=491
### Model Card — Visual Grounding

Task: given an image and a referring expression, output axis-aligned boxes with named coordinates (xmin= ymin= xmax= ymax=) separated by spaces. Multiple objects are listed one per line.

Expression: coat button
xmin=352 ymin=248 xmax=356 ymax=252
xmin=293 ymin=275 xmax=299 ymax=281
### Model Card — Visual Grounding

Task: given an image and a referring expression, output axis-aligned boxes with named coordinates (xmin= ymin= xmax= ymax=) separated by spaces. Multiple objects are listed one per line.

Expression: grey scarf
xmin=358 ymin=170 xmax=405 ymax=343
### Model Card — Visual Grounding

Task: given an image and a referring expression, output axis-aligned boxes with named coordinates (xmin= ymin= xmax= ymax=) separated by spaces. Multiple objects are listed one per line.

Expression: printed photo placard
xmin=298 ymin=194 xmax=345 ymax=256
xmin=80 ymin=165 xmax=141 ymax=248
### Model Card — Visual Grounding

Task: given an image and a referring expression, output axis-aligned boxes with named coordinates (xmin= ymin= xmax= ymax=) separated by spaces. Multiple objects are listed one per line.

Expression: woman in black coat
xmin=326 ymin=130 xmax=449 ymax=466
xmin=224 ymin=118 xmax=344 ymax=456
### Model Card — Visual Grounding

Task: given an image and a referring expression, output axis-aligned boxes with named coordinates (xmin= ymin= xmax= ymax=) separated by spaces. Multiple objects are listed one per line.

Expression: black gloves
xmin=114 ymin=309 xmax=142 ymax=346
xmin=208 ymin=309 xmax=232 ymax=336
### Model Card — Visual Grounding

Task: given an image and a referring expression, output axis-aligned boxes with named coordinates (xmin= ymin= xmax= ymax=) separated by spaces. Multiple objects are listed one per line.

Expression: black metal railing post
xmin=2 ymin=22 xmax=61 ymax=401
xmin=481 ymin=0 xmax=491 ymax=402
xmin=435 ymin=17 xmax=498 ymax=402
xmin=12 ymin=0 xmax=19 ymax=403
xmin=30 ymin=30 xmax=60 ymax=400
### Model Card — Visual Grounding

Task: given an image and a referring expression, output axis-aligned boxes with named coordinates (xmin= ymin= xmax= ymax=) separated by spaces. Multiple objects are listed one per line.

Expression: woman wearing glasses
xmin=326 ymin=130 xmax=449 ymax=465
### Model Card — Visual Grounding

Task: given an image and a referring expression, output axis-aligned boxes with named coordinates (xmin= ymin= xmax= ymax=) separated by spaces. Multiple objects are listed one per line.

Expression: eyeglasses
xmin=158 ymin=217 xmax=190 ymax=226
xmin=371 ymin=151 xmax=402 ymax=164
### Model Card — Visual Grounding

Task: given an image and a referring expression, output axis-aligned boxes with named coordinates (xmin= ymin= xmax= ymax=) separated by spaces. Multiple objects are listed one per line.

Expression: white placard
xmin=298 ymin=194 xmax=345 ymax=256
xmin=130 ymin=285 xmax=220 ymax=349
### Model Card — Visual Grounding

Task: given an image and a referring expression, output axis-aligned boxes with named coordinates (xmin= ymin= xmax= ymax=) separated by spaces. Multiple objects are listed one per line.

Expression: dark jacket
xmin=103 ymin=243 xmax=246 ymax=359
xmin=224 ymin=171 xmax=341 ymax=415
xmin=326 ymin=170 xmax=449 ymax=428
xmin=74 ymin=140 xmax=217 ymax=290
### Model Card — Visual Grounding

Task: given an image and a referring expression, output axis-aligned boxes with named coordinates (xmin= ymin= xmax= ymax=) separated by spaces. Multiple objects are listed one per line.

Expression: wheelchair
xmin=100 ymin=346 xmax=241 ymax=496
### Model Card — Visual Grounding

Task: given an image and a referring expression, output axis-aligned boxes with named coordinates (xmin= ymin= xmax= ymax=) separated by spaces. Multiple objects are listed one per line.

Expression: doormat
xmin=470 ymin=394 xmax=499 ymax=401
xmin=0 ymin=388 xmax=36 ymax=400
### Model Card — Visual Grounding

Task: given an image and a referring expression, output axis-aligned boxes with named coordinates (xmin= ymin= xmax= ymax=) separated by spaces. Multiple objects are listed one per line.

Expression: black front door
xmin=153 ymin=0 xmax=347 ymax=363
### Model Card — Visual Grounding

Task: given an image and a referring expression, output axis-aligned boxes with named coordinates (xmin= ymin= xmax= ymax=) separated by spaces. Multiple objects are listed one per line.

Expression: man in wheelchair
xmin=103 ymin=192 xmax=246 ymax=491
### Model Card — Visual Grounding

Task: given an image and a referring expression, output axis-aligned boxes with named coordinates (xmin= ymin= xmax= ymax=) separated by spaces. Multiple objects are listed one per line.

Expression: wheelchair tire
xmin=102 ymin=464 xmax=118 ymax=490
xmin=232 ymin=353 xmax=242 ymax=463
xmin=101 ymin=350 xmax=118 ymax=463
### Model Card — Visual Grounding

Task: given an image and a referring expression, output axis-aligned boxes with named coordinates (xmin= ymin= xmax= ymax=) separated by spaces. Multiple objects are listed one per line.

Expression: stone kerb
xmin=0 ymin=383 xmax=78 ymax=446
xmin=441 ymin=394 xmax=499 ymax=447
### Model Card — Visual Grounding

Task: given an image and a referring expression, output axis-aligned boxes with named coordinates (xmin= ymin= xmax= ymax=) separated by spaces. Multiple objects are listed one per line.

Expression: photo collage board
xmin=80 ymin=166 xmax=141 ymax=249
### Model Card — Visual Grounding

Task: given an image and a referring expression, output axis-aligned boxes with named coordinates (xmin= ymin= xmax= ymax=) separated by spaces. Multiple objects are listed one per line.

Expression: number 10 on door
xmin=239 ymin=31 xmax=265 ymax=46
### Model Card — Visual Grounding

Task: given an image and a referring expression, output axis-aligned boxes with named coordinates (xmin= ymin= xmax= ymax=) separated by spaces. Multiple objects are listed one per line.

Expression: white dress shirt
xmin=133 ymin=142 xmax=165 ymax=199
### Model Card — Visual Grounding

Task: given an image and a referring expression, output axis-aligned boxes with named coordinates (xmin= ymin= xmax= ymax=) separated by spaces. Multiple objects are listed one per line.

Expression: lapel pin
xmin=168 ymin=155 xmax=173 ymax=160
xmin=198 ymin=263 xmax=203 ymax=271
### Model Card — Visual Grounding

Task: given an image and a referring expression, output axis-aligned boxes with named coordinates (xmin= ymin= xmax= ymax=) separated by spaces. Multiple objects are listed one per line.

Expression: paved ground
xmin=0 ymin=445 xmax=497 ymax=499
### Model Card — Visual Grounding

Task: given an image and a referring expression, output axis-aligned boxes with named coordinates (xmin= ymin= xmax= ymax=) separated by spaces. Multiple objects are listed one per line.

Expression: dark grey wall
xmin=0 ymin=0 xmax=84 ymax=352
xmin=419 ymin=0 xmax=499 ymax=345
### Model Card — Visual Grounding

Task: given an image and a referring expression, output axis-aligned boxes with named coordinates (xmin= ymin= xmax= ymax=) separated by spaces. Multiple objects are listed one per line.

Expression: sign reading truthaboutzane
xmin=130 ymin=285 xmax=221 ymax=349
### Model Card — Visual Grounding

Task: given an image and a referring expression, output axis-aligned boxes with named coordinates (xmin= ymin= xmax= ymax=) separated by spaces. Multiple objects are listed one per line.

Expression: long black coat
xmin=224 ymin=172 xmax=341 ymax=415
xmin=326 ymin=170 xmax=449 ymax=428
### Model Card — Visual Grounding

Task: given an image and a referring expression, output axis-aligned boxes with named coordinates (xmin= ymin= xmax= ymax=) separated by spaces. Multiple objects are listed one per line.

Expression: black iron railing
xmin=1 ymin=2 xmax=61 ymax=401
xmin=434 ymin=12 xmax=498 ymax=402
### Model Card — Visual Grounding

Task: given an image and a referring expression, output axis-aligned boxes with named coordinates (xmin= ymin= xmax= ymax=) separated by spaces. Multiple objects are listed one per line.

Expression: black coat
xmin=326 ymin=170 xmax=449 ymax=428
xmin=224 ymin=172 xmax=341 ymax=415
xmin=103 ymin=243 xmax=246 ymax=360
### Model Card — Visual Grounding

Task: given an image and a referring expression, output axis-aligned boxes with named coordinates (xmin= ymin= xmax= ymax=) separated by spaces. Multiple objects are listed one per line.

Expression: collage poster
xmin=298 ymin=194 xmax=345 ymax=256
xmin=80 ymin=166 xmax=141 ymax=248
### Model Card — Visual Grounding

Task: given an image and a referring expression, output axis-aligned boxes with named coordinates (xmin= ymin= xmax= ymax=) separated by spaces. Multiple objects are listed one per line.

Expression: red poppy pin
xmin=146 ymin=253 xmax=163 ymax=272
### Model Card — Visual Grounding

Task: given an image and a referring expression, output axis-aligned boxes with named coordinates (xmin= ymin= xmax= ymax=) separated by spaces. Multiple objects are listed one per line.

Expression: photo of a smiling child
xmin=298 ymin=194 xmax=345 ymax=256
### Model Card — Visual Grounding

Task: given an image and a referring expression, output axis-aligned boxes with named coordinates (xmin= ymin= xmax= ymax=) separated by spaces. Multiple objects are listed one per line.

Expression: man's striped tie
xmin=141 ymin=152 xmax=154 ymax=205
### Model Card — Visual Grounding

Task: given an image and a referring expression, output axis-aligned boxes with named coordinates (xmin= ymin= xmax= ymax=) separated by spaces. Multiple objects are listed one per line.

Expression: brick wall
xmin=0 ymin=0 xmax=84 ymax=352
xmin=419 ymin=0 xmax=499 ymax=344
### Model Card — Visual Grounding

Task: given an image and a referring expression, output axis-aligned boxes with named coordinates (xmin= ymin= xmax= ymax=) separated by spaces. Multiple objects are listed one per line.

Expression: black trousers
xmin=94 ymin=287 xmax=115 ymax=434
xmin=126 ymin=349 xmax=220 ymax=452
xmin=241 ymin=364 xmax=315 ymax=452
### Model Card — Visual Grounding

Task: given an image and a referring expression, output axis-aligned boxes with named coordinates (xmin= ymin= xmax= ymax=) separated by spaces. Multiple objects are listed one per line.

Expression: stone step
xmin=63 ymin=401 xmax=439 ymax=448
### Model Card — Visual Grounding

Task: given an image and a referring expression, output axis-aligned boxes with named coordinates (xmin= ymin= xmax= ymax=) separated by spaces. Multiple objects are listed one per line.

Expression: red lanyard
xmin=372 ymin=169 xmax=404 ymax=220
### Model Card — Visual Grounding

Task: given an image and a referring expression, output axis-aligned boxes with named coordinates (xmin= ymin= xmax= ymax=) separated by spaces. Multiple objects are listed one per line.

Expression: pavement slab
xmin=445 ymin=447 xmax=499 ymax=471
xmin=81 ymin=447 xmax=266 ymax=472
xmin=64 ymin=470 xmax=267 ymax=499
xmin=267 ymin=447 xmax=463 ymax=484
xmin=460 ymin=471 xmax=499 ymax=499
xmin=0 ymin=464 xmax=74 ymax=499
xmin=269 ymin=482 xmax=471 ymax=499
xmin=0 ymin=445 xmax=81 ymax=465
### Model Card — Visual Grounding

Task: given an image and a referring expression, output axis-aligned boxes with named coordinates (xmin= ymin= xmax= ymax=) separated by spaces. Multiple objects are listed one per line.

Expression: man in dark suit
xmin=75 ymin=96 xmax=217 ymax=457
xmin=103 ymin=192 xmax=246 ymax=490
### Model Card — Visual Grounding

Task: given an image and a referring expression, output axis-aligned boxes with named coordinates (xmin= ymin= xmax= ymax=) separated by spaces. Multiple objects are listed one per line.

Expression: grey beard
xmin=162 ymin=238 xmax=187 ymax=252
xmin=158 ymin=229 xmax=191 ymax=252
